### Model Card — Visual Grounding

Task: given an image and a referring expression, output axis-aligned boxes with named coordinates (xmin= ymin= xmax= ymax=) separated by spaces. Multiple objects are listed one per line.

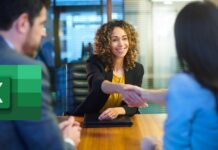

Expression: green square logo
xmin=0 ymin=65 xmax=41 ymax=120
xmin=0 ymin=78 xmax=10 ymax=109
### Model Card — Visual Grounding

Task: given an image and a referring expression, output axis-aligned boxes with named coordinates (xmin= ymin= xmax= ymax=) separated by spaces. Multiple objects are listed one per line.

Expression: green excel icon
xmin=0 ymin=78 xmax=10 ymax=109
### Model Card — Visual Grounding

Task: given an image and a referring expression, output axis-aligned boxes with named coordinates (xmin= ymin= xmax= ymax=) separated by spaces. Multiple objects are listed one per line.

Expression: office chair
xmin=65 ymin=60 xmax=89 ymax=114
xmin=55 ymin=60 xmax=89 ymax=115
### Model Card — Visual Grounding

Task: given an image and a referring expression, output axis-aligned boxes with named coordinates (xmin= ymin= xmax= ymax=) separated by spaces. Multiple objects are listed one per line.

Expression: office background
xmin=37 ymin=0 xmax=214 ymax=114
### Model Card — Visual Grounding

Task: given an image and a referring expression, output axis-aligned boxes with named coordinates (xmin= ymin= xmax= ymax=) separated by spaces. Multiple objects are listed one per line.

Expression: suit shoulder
xmin=3 ymin=50 xmax=40 ymax=65
xmin=135 ymin=62 xmax=143 ymax=68
xmin=87 ymin=55 xmax=105 ymax=68
xmin=87 ymin=55 xmax=102 ymax=63
xmin=134 ymin=62 xmax=144 ymax=72
xmin=0 ymin=50 xmax=48 ymax=73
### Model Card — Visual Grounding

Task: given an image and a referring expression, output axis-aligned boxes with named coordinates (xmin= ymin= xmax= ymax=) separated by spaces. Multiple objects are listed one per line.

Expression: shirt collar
xmin=2 ymin=37 xmax=16 ymax=50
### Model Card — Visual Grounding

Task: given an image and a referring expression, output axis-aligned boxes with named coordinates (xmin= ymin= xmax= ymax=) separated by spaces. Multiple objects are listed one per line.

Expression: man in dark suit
xmin=0 ymin=0 xmax=81 ymax=149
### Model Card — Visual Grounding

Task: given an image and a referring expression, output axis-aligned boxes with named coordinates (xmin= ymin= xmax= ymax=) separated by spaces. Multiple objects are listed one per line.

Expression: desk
xmin=58 ymin=114 xmax=166 ymax=150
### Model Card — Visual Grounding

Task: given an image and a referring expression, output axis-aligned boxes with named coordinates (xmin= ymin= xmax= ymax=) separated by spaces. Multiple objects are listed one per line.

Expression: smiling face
xmin=110 ymin=27 xmax=129 ymax=60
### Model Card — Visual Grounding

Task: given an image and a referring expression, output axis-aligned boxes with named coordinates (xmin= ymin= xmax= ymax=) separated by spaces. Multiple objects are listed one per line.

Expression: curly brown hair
xmin=94 ymin=20 xmax=139 ymax=72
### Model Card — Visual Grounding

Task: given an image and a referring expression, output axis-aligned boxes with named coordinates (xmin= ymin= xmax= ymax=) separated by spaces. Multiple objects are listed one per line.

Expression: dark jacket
xmin=74 ymin=55 xmax=144 ymax=116
xmin=0 ymin=36 xmax=74 ymax=150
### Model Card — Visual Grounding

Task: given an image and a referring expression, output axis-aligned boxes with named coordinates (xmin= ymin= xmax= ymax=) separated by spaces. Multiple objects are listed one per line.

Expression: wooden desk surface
xmin=58 ymin=114 xmax=166 ymax=150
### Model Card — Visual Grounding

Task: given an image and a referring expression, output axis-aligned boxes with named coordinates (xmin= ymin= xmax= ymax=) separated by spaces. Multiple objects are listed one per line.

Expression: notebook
xmin=83 ymin=113 xmax=133 ymax=128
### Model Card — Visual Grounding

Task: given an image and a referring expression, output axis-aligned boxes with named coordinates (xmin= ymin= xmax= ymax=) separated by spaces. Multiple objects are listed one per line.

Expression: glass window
xmin=52 ymin=0 xmax=124 ymax=64
xmin=46 ymin=0 xmax=203 ymax=86
xmin=124 ymin=0 xmax=202 ymax=88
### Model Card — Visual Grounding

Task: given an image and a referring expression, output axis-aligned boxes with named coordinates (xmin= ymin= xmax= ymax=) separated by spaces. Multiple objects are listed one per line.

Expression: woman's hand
xmin=122 ymin=84 xmax=148 ymax=107
xmin=119 ymin=84 xmax=147 ymax=107
xmin=124 ymin=85 xmax=167 ymax=106
xmin=98 ymin=107 xmax=125 ymax=120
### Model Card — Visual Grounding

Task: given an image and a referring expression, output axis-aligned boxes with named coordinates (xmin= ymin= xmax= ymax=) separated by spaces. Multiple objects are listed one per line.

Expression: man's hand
xmin=59 ymin=117 xmax=81 ymax=146
xmin=59 ymin=117 xmax=80 ymax=130
xmin=62 ymin=124 xmax=81 ymax=146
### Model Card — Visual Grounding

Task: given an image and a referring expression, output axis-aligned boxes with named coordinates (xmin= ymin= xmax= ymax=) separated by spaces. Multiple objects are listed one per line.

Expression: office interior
xmin=37 ymin=0 xmax=216 ymax=115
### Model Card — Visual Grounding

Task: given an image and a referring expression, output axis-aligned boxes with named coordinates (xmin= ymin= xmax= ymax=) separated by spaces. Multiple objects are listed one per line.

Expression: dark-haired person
xmin=74 ymin=20 xmax=144 ymax=120
xmin=124 ymin=1 xmax=218 ymax=149
xmin=0 ymin=0 xmax=80 ymax=149
xmin=164 ymin=2 xmax=218 ymax=149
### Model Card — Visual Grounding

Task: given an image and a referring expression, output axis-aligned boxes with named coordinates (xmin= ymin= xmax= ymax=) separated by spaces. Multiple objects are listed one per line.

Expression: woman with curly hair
xmin=74 ymin=20 xmax=144 ymax=120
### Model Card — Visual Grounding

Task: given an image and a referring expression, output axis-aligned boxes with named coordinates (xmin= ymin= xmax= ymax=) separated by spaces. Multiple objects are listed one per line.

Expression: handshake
xmin=120 ymin=84 xmax=167 ymax=107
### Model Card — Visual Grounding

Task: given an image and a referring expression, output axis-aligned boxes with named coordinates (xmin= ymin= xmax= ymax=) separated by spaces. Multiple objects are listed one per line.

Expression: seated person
xmin=124 ymin=1 xmax=218 ymax=149
xmin=74 ymin=20 xmax=144 ymax=120
xmin=0 ymin=0 xmax=81 ymax=149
